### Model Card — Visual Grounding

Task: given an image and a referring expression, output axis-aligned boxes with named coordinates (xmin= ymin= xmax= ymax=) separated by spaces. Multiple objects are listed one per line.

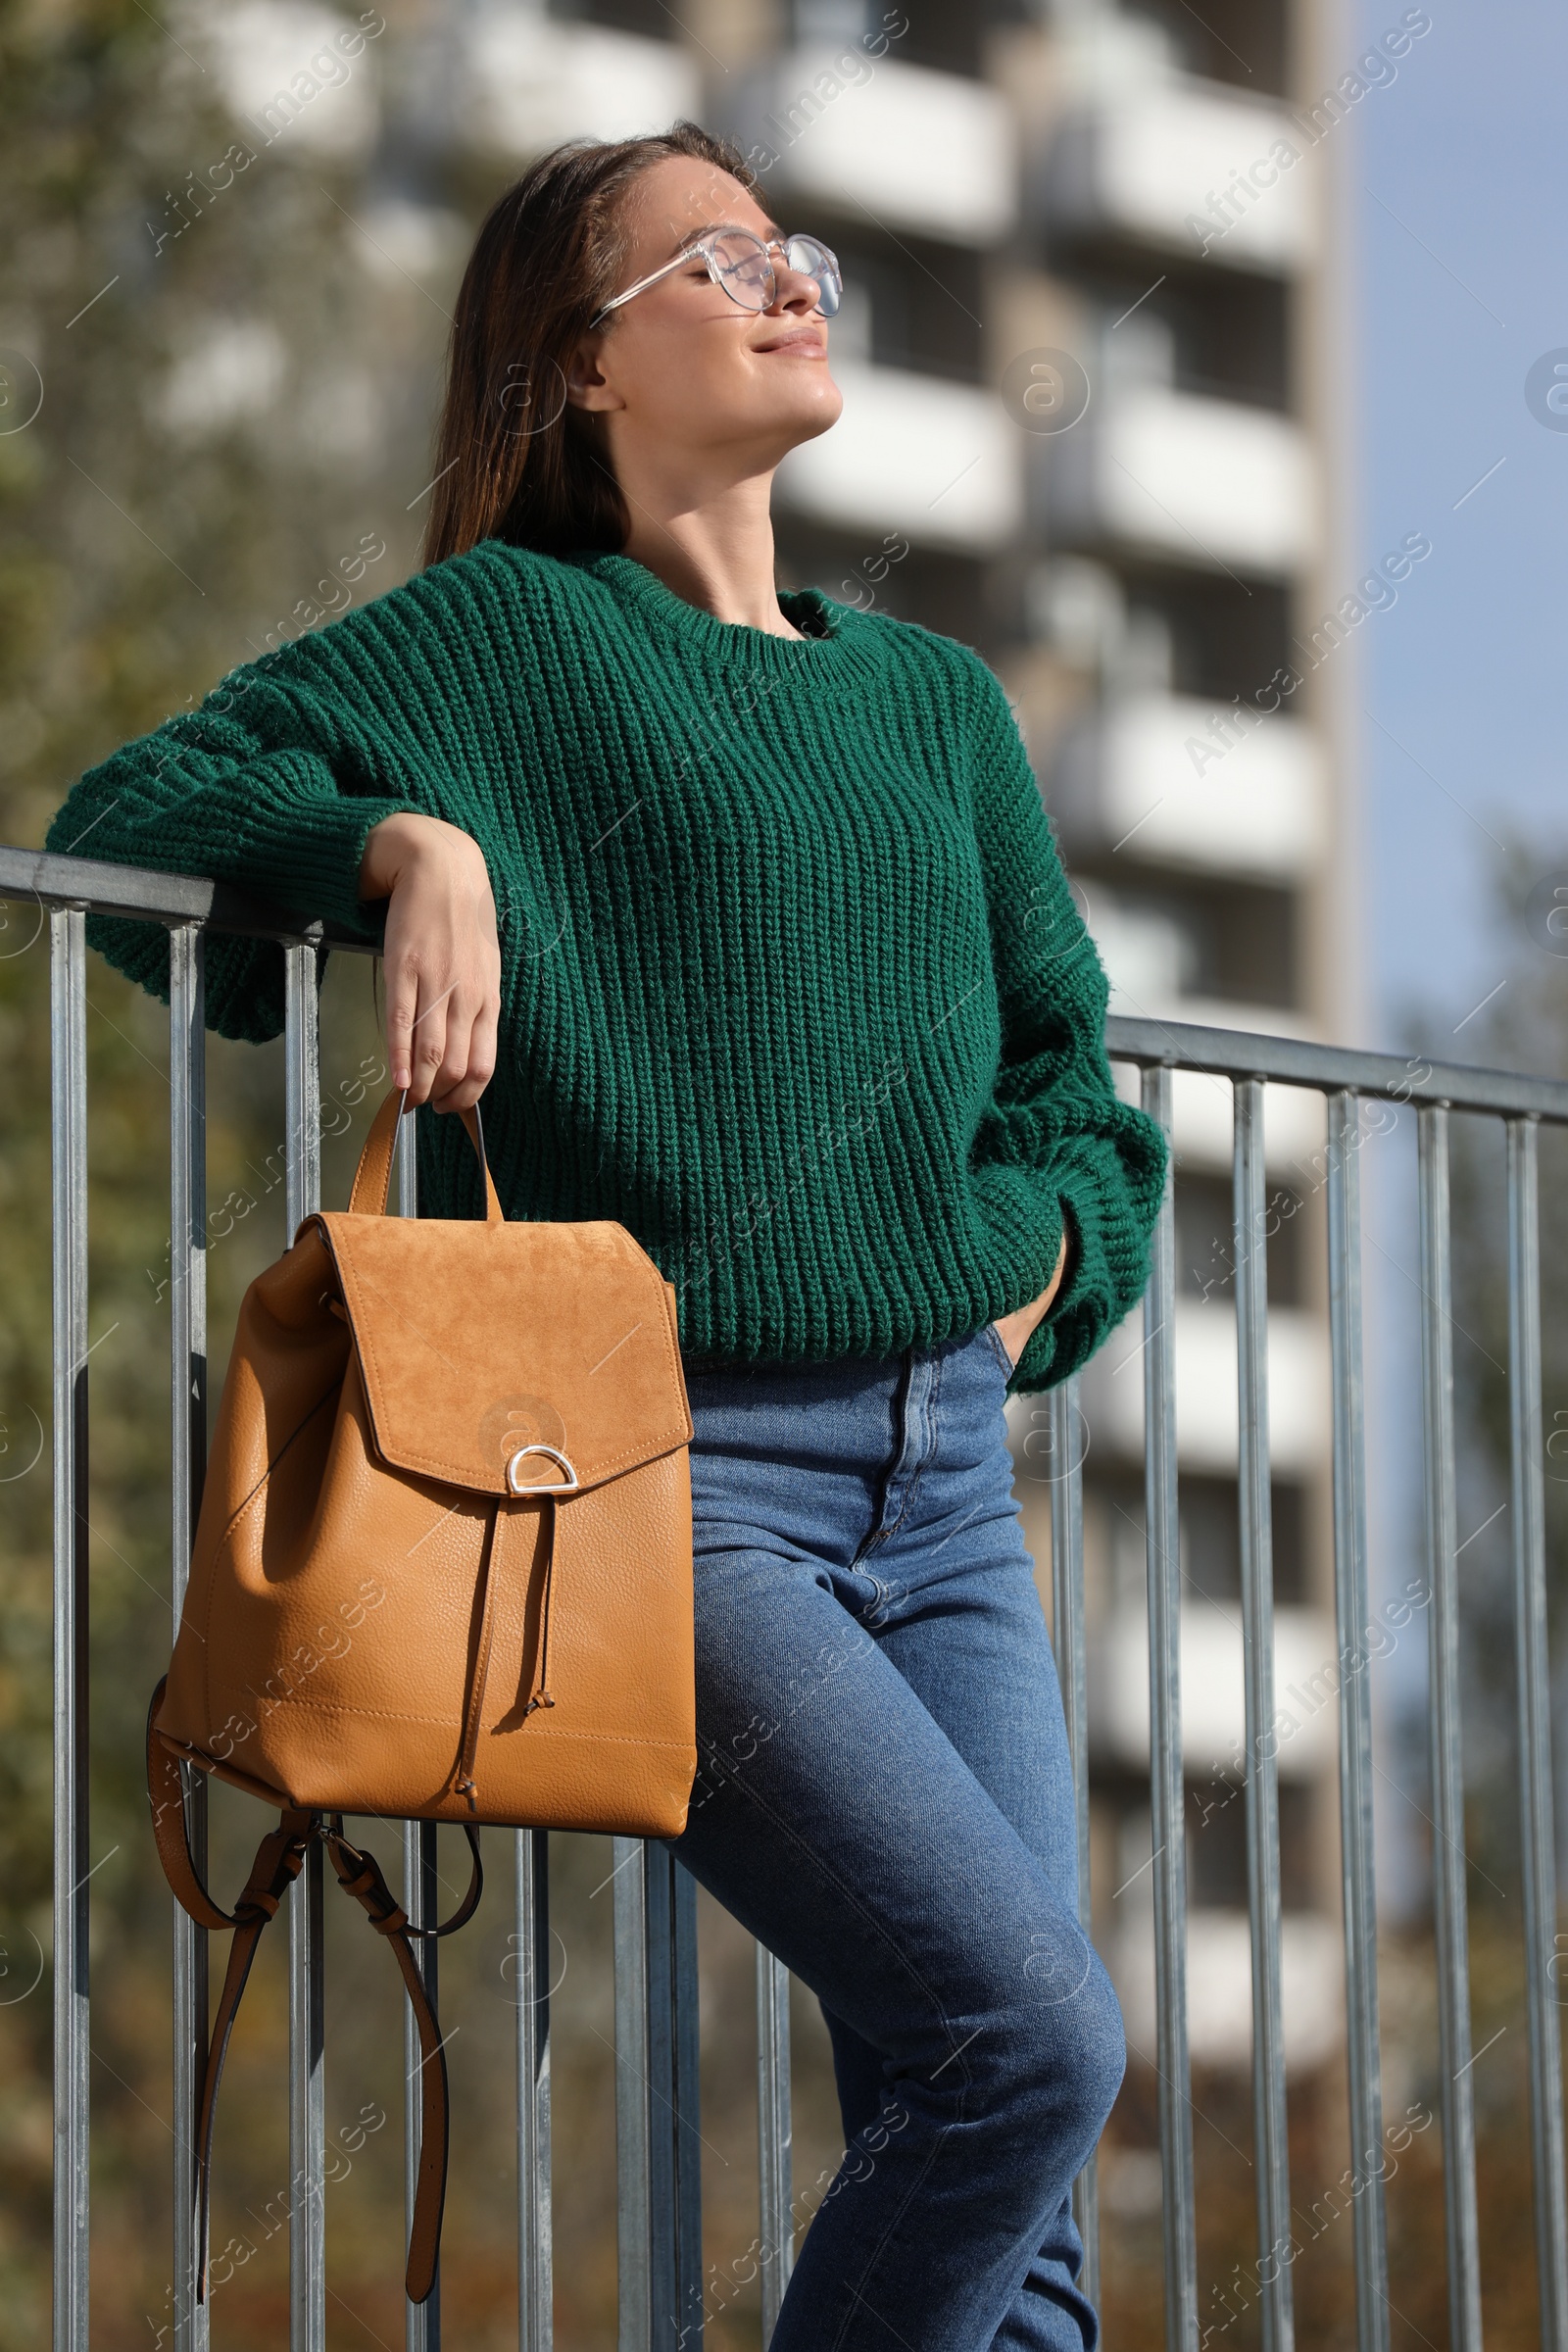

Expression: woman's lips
xmin=755 ymin=329 xmax=826 ymax=356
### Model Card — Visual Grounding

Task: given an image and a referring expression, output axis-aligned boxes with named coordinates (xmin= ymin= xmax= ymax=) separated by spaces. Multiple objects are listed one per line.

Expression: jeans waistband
xmin=680 ymin=1324 xmax=995 ymax=1382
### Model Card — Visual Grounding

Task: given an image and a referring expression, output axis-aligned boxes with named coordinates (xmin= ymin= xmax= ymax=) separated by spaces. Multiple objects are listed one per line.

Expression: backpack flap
xmin=312 ymin=1207 xmax=692 ymax=1499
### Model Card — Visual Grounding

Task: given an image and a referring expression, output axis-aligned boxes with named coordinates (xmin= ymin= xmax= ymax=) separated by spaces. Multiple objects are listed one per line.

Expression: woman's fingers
xmin=429 ymin=919 xmax=502 ymax=1112
xmin=410 ymin=976 xmax=499 ymax=1111
xmin=433 ymin=993 xmax=498 ymax=1113
xmin=453 ymin=944 xmax=502 ymax=1112
xmin=427 ymin=983 xmax=476 ymax=1112
xmin=362 ymin=813 xmax=501 ymax=1111
xmin=384 ymin=940 xmax=422 ymax=1097
xmin=466 ymin=1013 xmax=499 ymax=1102
xmin=409 ymin=972 xmax=455 ymax=1109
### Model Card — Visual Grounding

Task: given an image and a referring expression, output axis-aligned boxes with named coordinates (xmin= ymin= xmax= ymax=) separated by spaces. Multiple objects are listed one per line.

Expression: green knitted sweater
xmin=46 ymin=542 xmax=1166 ymax=1392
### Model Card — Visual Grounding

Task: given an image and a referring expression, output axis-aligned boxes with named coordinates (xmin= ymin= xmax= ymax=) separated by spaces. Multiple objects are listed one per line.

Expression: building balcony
xmin=1076 ymin=1298 xmax=1330 ymax=1477
xmin=1035 ymin=71 xmax=1317 ymax=276
xmin=733 ymin=49 xmax=1017 ymax=245
xmin=1084 ymin=888 xmax=1330 ymax=1176
xmin=1051 ymin=693 xmax=1327 ymax=883
xmin=460 ymin=8 xmax=701 ymax=154
xmin=1115 ymin=1910 xmax=1344 ymax=2075
xmin=1093 ymin=1600 xmax=1339 ymax=1782
xmin=1097 ymin=1594 xmax=1345 ymax=2074
xmin=1044 ymin=384 xmax=1317 ymax=576
xmin=774 ymin=360 xmax=1020 ymax=552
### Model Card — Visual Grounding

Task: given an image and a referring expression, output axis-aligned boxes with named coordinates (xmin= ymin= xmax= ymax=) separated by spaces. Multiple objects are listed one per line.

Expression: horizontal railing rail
xmin=1 ymin=844 xmax=360 ymax=946
xmin=12 ymin=840 xmax=1568 ymax=1119
xmin=7 ymin=843 xmax=1567 ymax=2352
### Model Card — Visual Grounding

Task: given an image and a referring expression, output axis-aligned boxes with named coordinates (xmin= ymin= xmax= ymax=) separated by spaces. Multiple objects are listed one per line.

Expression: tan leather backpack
xmin=147 ymin=1086 xmax=697 ymax=2303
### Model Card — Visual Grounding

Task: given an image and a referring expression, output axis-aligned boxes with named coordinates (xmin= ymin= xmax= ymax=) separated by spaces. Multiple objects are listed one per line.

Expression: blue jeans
xmin=669 ymin=1323 xmax=1125 ymax=2352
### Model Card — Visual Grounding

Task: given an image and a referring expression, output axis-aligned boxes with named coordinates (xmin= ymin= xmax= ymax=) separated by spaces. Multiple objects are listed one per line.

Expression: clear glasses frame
xmin=588 ymin=224 xmax=843 ymax=332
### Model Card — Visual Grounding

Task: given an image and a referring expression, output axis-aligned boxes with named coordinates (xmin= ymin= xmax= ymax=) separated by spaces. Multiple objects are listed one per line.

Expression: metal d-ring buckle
xmin=506 ymin=1443 xmax=580 ymax=1496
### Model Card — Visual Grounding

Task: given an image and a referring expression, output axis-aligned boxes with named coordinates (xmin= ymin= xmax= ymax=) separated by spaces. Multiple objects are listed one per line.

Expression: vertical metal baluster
xmin=1140 ymin=1062 xmax=1197 ymax=2352
xmin=614 ymin=1836 xmax=652 ymax=2352
xmin=1049 ymin=1373 xmax=1099 ymax=2313
xmin=1325 ymin=1090 xmax=1389 ymax=2352
xmin=672 ymin=1859 xmax=703 ymax=2352
xmin=756 ymin=1941 xmax=793 ymax=2341
xmin=1233 ymin=1078 xmax=1293 ymax=2352
xmin=642 ymin=1846 xmax=676 ymax=2351
xmin=614 ymin=1840 xmax=698 ymax=2352
xmin=284 ymin=939 xmax=325 ymax=2352
xmin=516 ymin=1830 xmax=553 ymax=2352
xmin=402 ymin=1817 xmax=440 ymax=2348
xmin=1417 ymin=1103 xmax=1483 ymax=2352
xmin=1506 ymin=1117 xmax=1568 ymax=2352
xmin=395 ymin=1108 xmax=443 ymax=2350
xmin=51 ymin=906 xmax=89 ymax=2352
xmin=169 ymin=924 xmax=210 ymax=2352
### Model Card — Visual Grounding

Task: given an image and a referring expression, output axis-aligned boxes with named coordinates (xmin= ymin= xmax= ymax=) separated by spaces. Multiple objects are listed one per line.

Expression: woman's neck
xmin=614 ymin=465 xmax=803 ymax=639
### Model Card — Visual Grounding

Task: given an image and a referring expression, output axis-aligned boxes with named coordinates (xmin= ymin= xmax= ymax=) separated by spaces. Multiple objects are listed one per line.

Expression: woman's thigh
xmin=670 ymin=1330 xmax=1105 ymax=2102
xmin=850 ymin=1322 xmax=1080 ymax=1895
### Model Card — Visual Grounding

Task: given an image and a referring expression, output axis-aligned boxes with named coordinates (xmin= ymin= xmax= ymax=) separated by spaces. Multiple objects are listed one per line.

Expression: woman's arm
xmin=962 ymin=651 xmax=1168 ymax=1391
xmin=43 ymin=621 xmax=497 ymax=1072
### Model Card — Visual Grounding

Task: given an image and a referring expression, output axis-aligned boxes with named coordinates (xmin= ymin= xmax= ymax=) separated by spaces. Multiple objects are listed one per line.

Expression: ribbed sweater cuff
xmin=222 ymin=793 xmax=410 ymax=938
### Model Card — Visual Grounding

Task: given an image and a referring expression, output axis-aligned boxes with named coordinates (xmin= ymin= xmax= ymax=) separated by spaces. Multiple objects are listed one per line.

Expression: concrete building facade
xmin=242 ymin=0 xmax=1365 ymax=2082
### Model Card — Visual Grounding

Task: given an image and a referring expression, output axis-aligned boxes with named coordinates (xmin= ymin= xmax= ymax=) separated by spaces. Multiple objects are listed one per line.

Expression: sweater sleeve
xmin=43 ymin=628 xmax=417 ymax=1043
xmin=961 ymin=651 xmax=1168 ymax=1392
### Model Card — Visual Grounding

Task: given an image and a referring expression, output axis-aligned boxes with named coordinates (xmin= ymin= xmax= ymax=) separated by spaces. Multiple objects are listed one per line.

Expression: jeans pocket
xmin=982 ymin=1318 xmax=1017 ymax=1377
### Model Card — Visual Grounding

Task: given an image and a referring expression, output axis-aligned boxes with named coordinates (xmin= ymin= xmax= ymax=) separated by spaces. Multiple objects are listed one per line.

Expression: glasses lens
xmin=708 ymin=229 xmax=774 ymax=312
xmin=784 ymin=235 xmax=842 ymax=317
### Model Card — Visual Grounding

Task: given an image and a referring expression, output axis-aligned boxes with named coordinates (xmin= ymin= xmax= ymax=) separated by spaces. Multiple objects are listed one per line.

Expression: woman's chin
xmin=770 ymin=377 xmax=845 ymax=450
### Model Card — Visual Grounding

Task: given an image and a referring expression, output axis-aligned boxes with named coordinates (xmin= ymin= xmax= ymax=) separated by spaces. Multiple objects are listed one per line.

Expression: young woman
xmin=50 ymin=122 xmax=1165 ymax=2351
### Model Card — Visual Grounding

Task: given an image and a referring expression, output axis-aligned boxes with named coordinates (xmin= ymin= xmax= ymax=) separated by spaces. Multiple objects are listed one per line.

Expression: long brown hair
xmin=421 ymin=122 xmax=756 ymax=569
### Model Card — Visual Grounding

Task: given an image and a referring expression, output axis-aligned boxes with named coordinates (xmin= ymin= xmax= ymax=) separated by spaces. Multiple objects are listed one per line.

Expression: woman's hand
xmin=358 ymin=812 xmax=501 ymax=1112
xmin=992 ymin=1230 xmax=1070 ymax=1371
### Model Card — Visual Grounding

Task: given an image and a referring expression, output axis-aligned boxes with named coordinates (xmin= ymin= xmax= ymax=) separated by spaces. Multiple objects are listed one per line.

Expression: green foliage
xmin=0 ymin=0 xmax=454 ymax=2332
xmin=1440 ymin=841 xmax=1568 ymax=1892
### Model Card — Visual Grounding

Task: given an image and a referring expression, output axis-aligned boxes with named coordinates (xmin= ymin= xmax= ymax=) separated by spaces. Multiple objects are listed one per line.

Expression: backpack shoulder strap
xmin=194 ymin=1811 xmax=315 ymax=2297
xmin=146 ymin=1681 xmax=239 ymax=1932
xmin=323 ymin=1824 xmax=454 ymax=2303
xmin=145 ymin=1682 xmax=463 ymax=2309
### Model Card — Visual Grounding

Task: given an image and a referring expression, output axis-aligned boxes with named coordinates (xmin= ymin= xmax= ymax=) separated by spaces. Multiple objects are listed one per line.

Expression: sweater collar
xmin=562 ymin=550 xmax=887 ymax=687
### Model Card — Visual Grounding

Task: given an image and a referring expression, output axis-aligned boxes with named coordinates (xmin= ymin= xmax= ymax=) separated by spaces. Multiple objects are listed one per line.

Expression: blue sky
xmin=1355 ymin=0 xmax=1568 ymax=1048
xmin=1353 ymin=0 xmax=1568 ymax=1904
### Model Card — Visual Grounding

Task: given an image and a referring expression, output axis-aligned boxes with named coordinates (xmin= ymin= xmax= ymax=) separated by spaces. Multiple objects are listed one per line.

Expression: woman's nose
xmin=769 ymin=260 xmax=825 ymax=317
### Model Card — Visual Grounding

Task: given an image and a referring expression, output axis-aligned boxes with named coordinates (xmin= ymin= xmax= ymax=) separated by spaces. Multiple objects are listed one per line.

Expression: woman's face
xmin=567 ymin=155 xmax=844 ymax=473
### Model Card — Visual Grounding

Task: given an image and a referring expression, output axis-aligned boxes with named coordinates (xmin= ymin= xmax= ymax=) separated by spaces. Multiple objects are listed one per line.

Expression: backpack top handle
xmin=347 ymin=1086 xmax=504 ymax=1225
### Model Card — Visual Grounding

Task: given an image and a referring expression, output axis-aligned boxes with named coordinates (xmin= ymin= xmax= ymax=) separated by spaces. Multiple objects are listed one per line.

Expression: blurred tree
xmin=0 ymin=1 xmax=461 ymax=2336
xmin=1438 ymin=840 xmax=1568 ymax=1895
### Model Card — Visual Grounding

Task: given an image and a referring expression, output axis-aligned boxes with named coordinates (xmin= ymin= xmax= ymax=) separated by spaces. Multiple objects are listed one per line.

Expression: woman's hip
xmin=674 ymin=1323 xmax=1082 ymax=1905
xmin=678 ymin=1322 xmax=1021 ymax=1588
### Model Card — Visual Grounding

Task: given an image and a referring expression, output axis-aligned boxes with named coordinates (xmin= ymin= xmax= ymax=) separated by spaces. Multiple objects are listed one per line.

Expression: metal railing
xmin=8 ymin=839 xmax=1568 ymax=2352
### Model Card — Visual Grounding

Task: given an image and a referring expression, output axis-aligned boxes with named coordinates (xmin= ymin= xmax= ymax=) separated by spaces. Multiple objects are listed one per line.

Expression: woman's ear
xmin=564 ymin=335 xmax=622 ymax=415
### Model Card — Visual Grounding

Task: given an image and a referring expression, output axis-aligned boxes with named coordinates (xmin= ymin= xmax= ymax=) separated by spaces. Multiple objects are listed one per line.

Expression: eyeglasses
xmin=589 ymin=225 xmax=843 ymax=332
